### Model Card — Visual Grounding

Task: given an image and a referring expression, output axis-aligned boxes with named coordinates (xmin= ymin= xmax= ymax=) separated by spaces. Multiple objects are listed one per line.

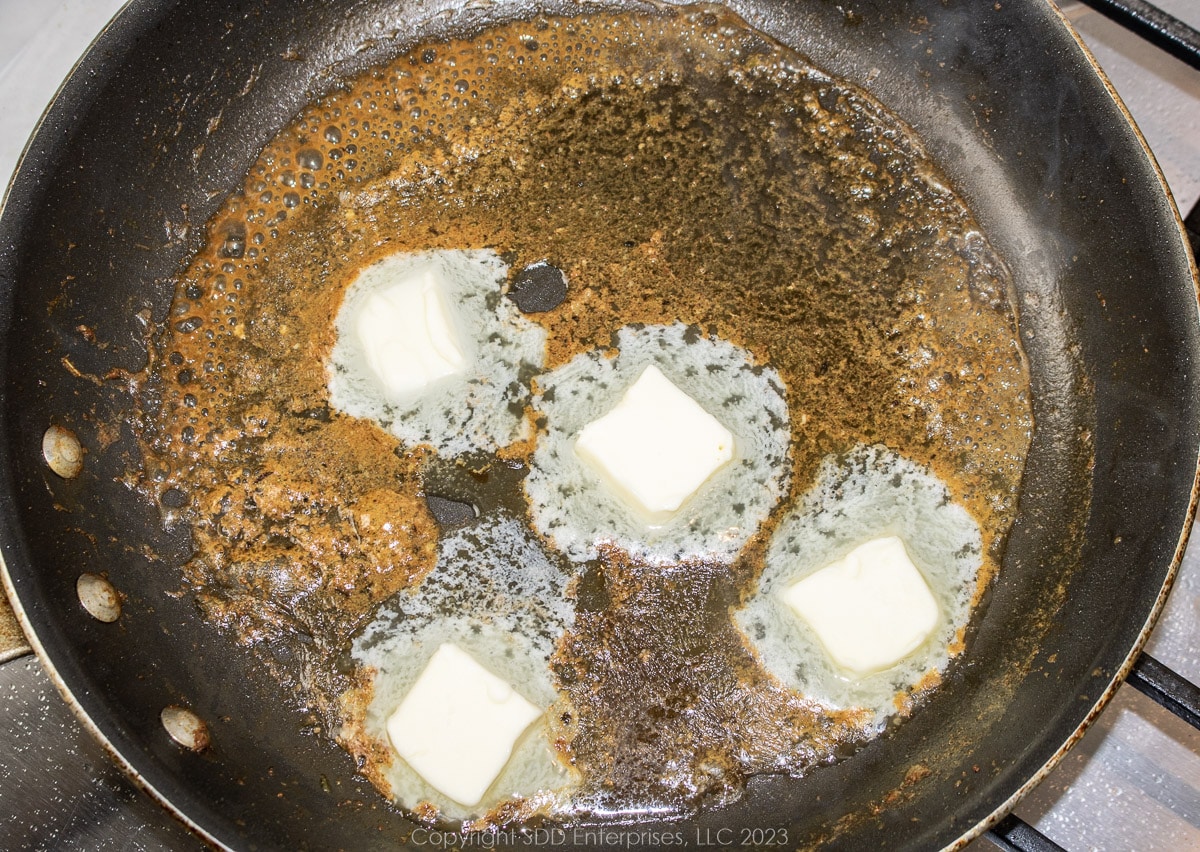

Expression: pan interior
xmin=0 ymin=1 xmax=1196 ymax=849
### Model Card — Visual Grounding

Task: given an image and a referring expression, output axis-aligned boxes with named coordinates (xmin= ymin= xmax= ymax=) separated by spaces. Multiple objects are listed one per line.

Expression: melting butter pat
xmin=574 ymin=365 xmax=734 ymax=525
xmin=781 ymin=536 xmax=939 ymax=677
xmin=355 ymin=262 xmax=467 ymax=397
xmin=386 ymin=643 xmax=543 ymax=808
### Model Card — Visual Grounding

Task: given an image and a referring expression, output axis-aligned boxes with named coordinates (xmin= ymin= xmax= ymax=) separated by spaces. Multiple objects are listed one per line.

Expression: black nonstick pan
xmin=1 ymin=1 xmax=1198 ymax=849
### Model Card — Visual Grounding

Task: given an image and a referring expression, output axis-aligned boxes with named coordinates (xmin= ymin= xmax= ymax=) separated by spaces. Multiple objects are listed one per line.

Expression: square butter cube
xmin=386 ymin=643 xmax=543 ymax=808
xmin=355 ymin=263 xmax=467 ymax=397
xmin=574 ymin=365 xmax=734 ymax=525
xmin=781 ymin=536 xmax=939 ymax=677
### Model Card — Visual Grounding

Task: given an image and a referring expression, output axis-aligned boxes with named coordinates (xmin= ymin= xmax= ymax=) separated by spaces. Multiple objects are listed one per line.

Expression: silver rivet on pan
xmin=42 ymin=424 xmax=83 ymax=479
xmin=76 ymin=573 xmax=120 ymax=623
xmin=161 ymin=706 xmax=210 ymax=752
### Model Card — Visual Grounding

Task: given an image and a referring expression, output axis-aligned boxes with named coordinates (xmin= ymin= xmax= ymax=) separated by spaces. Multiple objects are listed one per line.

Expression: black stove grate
xmin=988 ymin=652 xmax=1200 ymax=852
xmin=1078 ymin=0 xmax=1200 ymax=70
xmin=985 ymin=5 xmax=1200 ymax=839
xmin=990 ymin=812 xmax=1070 ymax=852
xmin=1128 ymin=652 xmax=1200 ymax=729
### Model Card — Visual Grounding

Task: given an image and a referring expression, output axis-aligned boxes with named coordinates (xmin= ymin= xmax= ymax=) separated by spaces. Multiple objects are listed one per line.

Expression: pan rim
xmin=946 ymin=1 xmax=1200 ymax=848
xmin=0 ymin=1 xmax=1198 ymax=850
xmin=0 ymin=564 xmax=232 ymax=850
xmin=0 ymin=2 xmax=262 ymax=847
xmin=0 ymin=0 xmax=134 ymax=225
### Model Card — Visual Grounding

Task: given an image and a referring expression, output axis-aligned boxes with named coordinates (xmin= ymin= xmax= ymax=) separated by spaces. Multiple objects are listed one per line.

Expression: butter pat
xmin=574 ymin=365 xmax=734 ymax=525
xmin=386 ymin=643 xmax=543 ymax=807
xmin=781 ymin=536 xmax=939 ymax=676
xmin=355 ymin=263 xmax=467 ymax=397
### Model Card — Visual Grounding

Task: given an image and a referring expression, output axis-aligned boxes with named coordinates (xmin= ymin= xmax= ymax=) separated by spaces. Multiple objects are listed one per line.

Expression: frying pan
xmin=1 ymin=0 xmax=1197 ymax=849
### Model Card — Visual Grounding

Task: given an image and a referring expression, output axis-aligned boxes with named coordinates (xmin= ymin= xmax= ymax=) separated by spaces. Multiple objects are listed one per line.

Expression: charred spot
xmin=508 ymin=261 xmax=568 ymax=313
xmin=424 ymin=494 xmax=478 ymax=529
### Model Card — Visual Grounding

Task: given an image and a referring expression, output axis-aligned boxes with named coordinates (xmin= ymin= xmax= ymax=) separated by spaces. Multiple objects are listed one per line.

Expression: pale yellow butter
xmin=574 ymin=364 xmax=734 ymax=526
xmin=355 ymin=263 xmax=467 ymax=397
xmin=386 ymin=643 xmax=543 ymax=808
xmin=781 ymin=536 xmax=939 ymax=676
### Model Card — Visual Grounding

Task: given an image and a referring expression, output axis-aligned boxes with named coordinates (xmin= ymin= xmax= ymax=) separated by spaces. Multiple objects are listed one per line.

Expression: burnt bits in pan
xmin=424 ymin=494 xmax=478 ymax=529
xmin=138 ymin=2 xmax=1031 ymax=830
xmin=508 ymin=261 xmax=568 ymax=314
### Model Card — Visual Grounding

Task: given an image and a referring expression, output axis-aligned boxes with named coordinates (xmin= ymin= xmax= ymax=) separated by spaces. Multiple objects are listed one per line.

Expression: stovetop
xmin=0 ymin=1 xmax=1198 ymax=850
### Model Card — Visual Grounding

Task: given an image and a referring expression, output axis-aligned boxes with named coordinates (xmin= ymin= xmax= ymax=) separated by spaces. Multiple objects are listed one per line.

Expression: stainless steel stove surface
xmin=1 ymin=1 xmax=1198 ymax=850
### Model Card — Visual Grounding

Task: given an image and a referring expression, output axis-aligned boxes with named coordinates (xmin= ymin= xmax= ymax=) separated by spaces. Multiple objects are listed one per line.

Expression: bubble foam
xmin=525 ymin=323 xmax=791 ymax=564
xmin=327 ymin=249 xmax=546 ymax=456
xmin=735 ymin=444 xmax=982 ymax=728
xmin=351 ymin=513 xmax=577 ymax=817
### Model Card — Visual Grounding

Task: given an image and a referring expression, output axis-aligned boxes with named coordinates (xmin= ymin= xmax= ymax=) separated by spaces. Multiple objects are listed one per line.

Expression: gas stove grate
xmin=988 ymin=649 xmax=1200 ymax=851
xmin=1077 ymin=0 xmax=1200 ymax=70
xmin=1128 ymin=652 xmax=1200 ymax=729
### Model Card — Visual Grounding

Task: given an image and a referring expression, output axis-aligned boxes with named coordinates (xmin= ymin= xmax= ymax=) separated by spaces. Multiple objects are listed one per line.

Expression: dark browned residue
xmin=138 ymin=4 xmax=1031 ymax=822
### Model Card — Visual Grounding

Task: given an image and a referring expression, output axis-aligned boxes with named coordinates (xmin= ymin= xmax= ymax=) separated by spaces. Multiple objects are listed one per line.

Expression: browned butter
xmin=139 ymin=3 xmax=1031 ymax=828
